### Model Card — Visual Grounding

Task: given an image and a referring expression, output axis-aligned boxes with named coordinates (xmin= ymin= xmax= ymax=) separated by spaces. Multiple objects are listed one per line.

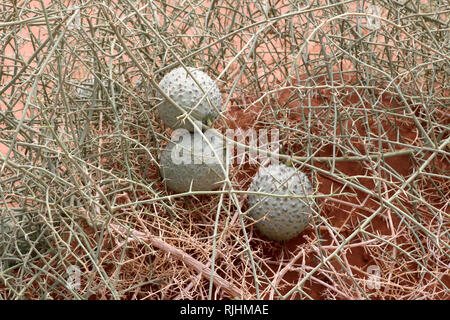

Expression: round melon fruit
xmin=156 ymin=67 xmax=222 ymax=132
xmin=247 ymin=163 xmax=314 ymax=241
xmin=160 ymin=129 xmax=227 ymax=193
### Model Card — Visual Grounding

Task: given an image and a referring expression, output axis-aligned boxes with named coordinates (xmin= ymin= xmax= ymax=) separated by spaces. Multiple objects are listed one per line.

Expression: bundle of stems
xmin=0 ymin=0 xmax=448 ymax=299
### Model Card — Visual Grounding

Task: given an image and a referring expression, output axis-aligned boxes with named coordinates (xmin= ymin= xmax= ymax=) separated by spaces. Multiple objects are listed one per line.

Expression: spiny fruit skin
xmin=156 ymin=67 xmax=222 ymax=132
xmin=160 ymin=130 xmax=227 ymax=193
xmin=247 ymin=164 xmax=313 ymax=241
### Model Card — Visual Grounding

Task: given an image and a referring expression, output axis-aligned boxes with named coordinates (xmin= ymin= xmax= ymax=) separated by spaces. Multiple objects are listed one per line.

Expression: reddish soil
xmin=218 ymin=74 xmax=448 ymax=299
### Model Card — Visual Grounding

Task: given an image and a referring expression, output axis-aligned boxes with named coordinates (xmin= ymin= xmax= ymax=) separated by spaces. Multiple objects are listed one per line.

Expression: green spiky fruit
xmin=160 ymin=130 xmax=227 ymax=193
xmin=156 ymin=67 xmax=222 ymax=132
xmin=247 ymin=164 xmax=314 ymax=241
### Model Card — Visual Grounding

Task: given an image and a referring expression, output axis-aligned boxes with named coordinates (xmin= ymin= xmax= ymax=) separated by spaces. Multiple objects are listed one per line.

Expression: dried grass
xmin=0 ymin=0 xmax=448 ymax=299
